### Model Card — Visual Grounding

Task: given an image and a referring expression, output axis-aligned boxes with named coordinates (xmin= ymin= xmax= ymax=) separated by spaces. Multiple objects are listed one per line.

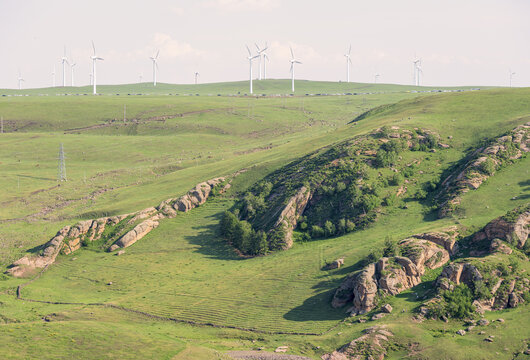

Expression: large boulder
xmin=321 ymin=326 xmax=394 ymax=360
xmin=332 ymin=235 xmax=450 ymax=314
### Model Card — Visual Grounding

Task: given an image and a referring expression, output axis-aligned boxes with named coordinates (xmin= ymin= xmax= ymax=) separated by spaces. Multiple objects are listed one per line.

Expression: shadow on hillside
xmin=395 ymin=280 xmax=436 ymax=306
xmin=283 ymin=288 xmax=346 ymax=322
xmin=17 ymin=174 xmax=56 ymax=181
xmin=184 ymin=211 xmax=243 ymax=261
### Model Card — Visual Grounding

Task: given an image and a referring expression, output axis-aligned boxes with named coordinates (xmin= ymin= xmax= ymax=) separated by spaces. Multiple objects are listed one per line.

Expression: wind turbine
xmin=194 ymin=72 xmax=200 ymax=85
xmin=90 ymin=41 xmax=104 ymax=95
xmin=61 ymin=46 xmax=69 ymax=87
xmin=289 ymin=46 xmax=302 ymax=93
xmin=344 ymin=45 xmax=352 ymax=82
xmin=374 ymin=73 xmax=380 ymax=83
xmin=52 ymin=65 xmax=56 ymax=87
xmin=255 ymin=42 xmax=268 ymax=80
xmin=246 ymin=45 xmax=259 ymax=94
xmin=150 ymin=50 xmax=159 ymax=86
xmin=416 ymin=60 xmax=423 ymax=86
xmin=509 ymin=69 xmax=515 ymax=87
xmin=263 ymin=53 xmax=269 ymax=80
xmin=70 ymin=58 xmax=76 ymax=87
xmin=413 ymin=57 xmax=420 ymax=86
xmin=17 ymin=70 xmax=24 ymax=90
xmin=139 ymin=73 xmax=143 ymax=83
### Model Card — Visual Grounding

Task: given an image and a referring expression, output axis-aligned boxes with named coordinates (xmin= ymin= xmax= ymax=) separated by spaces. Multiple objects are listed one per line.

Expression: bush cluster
xmin=220 ymin=211 xmax=268 ymax=255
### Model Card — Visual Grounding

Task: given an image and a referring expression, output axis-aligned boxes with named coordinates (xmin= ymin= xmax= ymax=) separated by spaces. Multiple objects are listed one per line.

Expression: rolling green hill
xmin=0 ymin=84 xmax=528 ymax=359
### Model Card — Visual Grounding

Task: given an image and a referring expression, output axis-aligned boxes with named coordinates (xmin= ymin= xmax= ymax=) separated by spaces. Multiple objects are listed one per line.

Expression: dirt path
xmin=226 ymin=351 xmax=313 ymax=360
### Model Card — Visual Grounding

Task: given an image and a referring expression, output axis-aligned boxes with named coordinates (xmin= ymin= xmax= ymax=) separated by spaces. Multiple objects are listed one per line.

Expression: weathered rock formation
xmin=472 ymin=205 xmax=529 ymax=251
xmin=332 ymin=232 xmax=452 ymax=314
xmin=269 ymin=186 xmax=312 ymax=249
xmin=321 ymin=326 xmax=394 ymax=360
xmin=434 ymin=259 xmax=529 ymax=313
xmin=6 ymin=177 xmax=227 ymax=277
xmin=438 ymin=122 xmax=530 ymax=218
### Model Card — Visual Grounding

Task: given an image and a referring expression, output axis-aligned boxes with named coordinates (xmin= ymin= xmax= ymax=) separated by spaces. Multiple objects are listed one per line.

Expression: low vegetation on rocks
xmin=222 ymin=126 xmax=446 ymax=255
xmin=437 ymin=122 xmax=529 ymax=218
xmin=6 ymin=177 xmax=228 ymax=277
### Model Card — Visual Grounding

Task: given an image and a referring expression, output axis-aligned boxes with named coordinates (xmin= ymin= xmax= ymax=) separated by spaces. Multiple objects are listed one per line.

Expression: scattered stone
xmin=478 ymin=319 xmax=490 ymax=326
xmin=325 ymin=258 xmax=345 ymax=270
xmin=116 ymin=250 xmax=125 ymax=256
xmin=381 ymin=304 xmax=393 ymax=313
xmin=478 ymin=331 xmax=486 ymax=335
xmin=358 ymin=318 xmax=366 ymax=323
xmin=275 ymin=346 xmax=288 ymax=353
xmin=484 ymin=337 xmax=494 ymax=343
xmin=107 ymin=282 xmax=112 ymax=285
xmin=456 ymin=330 xmax=466 ymax=336
xmin=524 ymin=349 xmax=530 ymax=355
xmin=496 ymin=318 xmax=505 ymax=323
xmin=371 ymin=313 xmax=386 ymax=320
xmin=466 ymin=325 xmax=475 ymax=331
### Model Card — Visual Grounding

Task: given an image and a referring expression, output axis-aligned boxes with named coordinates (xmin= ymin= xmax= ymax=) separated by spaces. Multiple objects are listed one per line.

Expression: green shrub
xmin=346 ymin=219 xmax=356 ymax=233
xmin=311 ymin=225 xmax=325 ymax=238
xmin=382 ymin=236 xmax=400 ymax=257
xmin=478 ymin=157 xmax=496 ymax=175
xmin=414 ymin=189 xmax=428 ymax=200
xmin=402 ymin=166 xmax=414 ymax=178
xmin=442 ymin=284 xmax=475 ymax=319
xmin=324 ymin=220 xmax=336 ymax=237
xmin=390 ymin=173 xmax=404 ymax=186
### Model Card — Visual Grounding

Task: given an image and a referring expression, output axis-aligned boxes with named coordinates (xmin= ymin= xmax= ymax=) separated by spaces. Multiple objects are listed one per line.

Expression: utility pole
xmin=1 ymin=116 xmax=3 ymax=133
xmin=124 ymin=104 xmax=126 ymax=123
xmin=58 ymin=143 xmax=67 ymax=181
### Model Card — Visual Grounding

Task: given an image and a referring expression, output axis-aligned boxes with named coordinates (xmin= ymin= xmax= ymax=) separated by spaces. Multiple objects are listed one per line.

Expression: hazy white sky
xmin=1 ymin=0 xmax=529 ymax=89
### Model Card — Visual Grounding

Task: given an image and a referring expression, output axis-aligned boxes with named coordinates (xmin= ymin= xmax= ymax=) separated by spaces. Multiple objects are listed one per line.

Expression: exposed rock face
xmin=270 ymin=186 xmax=311 ymax=249
xmin=472 ymin=207 xmax=529 ymax=250
xmin=6 ymin=177 xmax=228 ymax=277
xmin=436 ymin=263 xmax=483 ymax=291
xmin=435 ymin=259 xmax=529 ymax=313
xmin=412 ymin=227 xmax=459 ymax=255
xmin=325 ymin=258 xmax=345 ymax=270
xmin=438 ymin=122 xmax=530 ymax=218
xmin=321 ymin=326 xmax=394 ymax=360
xmin=332 ymin=234 xmax=451 ymax=314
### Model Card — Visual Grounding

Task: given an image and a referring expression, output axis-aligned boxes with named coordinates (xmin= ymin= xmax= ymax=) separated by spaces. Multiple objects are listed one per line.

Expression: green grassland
xmin=0 ymin=79 xmax=485 ymax=96
xmin=0 ymin=82 xmax=529 ymax=359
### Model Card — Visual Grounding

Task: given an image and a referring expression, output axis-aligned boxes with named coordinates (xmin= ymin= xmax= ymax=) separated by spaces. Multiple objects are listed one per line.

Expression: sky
xmin=0 ymin=0 xmax=529 ymax=89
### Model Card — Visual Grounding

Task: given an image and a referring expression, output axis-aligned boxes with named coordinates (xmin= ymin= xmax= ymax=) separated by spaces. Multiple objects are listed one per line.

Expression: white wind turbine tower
xmin=413 ymin=57 xmax=420 ymax=86
xmin=195 ymin=72 xmax=200 ymax=85
xmin=90 ymin=41 xmax=104 ymax=95
xmin=17 ymin=70 xmax=24 ymax=90
xmin=263 ymin=53 xmax=269 ymax=80
xmin=255 ymin=42 xmax=268 ymax=80
xmin=509 ymin=69 xmax=515 ymax=87
xmin=345 ymin=45 xmax=352 ymax=82
xmin=416 ymin=60 xmax=423 ymax=86
xmin=61 ymin=46 xmax=69 ymax=87
xmin=289 ymin=46 xmax=302 ymax=93
xmin=150 ymin=50 xmax=160 ymax=86
xmin=70 ymin=58 xmax=76 ymax=87
xmin=139 ymin=73 xmax=143 ymax=83
xmin=246 ymin=45 xmax=260 ymax=94
xmin=374 ymin=73 xmax=380 ymax=83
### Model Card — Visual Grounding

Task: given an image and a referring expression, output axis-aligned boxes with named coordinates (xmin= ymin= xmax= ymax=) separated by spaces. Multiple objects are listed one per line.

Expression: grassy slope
xmin=0 ymin=79 xmax=484 ymax=96
xmin=0 ymin=86 xmax=529 ymax=359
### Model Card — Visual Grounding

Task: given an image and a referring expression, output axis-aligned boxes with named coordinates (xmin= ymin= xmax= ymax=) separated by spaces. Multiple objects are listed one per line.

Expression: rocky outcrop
xmin=6 ymin=177 xmax=228 ymax=277
xmin=412 ymin=227 xmax=459 ymax=255
xmin=472 ymin=205 xmax=529 ymax=250
xmin=438 ymin=122 xmax=530 ymax=218
xmin=321 ymin=326 xmax=394 ymax=360
xmin=434 ymin=259 xmax=529 ymax=313
xmin=332 ymin=233 xmax=451 ymax=314
xmin=270 ymin=186 xmax=311 ymax=249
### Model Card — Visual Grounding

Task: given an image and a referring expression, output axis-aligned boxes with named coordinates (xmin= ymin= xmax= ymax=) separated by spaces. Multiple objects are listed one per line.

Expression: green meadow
xmin=0 ymin=81 xmax=528 ymax=359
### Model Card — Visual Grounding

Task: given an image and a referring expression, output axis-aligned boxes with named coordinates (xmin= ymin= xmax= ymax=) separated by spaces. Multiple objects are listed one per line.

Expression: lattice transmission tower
xmin=58 ymin=143 xmax=67 ymax=181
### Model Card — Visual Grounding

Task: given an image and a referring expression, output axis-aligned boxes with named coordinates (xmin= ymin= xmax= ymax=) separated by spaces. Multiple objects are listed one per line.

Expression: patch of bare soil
xmin=226 ymin=351 xmax=312 ymax=360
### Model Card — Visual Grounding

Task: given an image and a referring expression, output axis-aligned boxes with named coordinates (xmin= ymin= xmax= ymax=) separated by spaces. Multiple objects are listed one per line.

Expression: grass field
xmin=0 ymin=81 xmax=529 ymax=359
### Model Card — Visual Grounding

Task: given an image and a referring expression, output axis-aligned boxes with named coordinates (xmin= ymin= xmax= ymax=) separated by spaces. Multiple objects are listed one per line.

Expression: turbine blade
xmin=295 ymin=61 xmax=302 ymax=64
xmin=290 ymin=46 xmax=294 ymax=59
xmin=156 ymin=50 xmax=160 ymax=59
xmin=92 ymin=41 xmax=96 ymax=56
xmin=348 ymin=44 xmax=351 ymax=55
xmin=246 ymin=45 xmax=251 ymax=56
xmin=255 ymin=43 xmax=260 ymax=51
